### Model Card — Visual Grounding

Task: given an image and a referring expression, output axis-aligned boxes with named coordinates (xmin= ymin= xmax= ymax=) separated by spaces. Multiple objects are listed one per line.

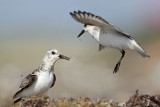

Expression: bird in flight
xmin=13 ymin=49 xmax=70 ymax=104
xmin=70 ymin=10 xmax=149 ymax=73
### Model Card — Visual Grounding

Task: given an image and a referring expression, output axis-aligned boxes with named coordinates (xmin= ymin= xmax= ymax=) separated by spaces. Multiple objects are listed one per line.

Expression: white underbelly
xmin=21 ymin=71 xmax=53 ymax=97
xmin=93 ymin=32 xmax=134 ymax=50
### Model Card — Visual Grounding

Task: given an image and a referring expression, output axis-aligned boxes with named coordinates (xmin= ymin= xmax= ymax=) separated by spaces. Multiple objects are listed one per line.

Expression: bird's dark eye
xmin=52 ymin=51 xmax=55 ymax=55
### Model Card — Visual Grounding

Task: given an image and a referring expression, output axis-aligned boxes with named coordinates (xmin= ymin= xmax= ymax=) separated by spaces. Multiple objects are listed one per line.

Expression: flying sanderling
xmin=70 ymin=10 xmax=149 ymax=73
xmin=13 ymin=49 xmax=70 ymax=103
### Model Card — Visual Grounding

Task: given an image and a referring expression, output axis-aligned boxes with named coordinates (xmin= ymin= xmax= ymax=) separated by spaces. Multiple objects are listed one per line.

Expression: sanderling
xmin=70 ymin=10 xmax=149 ymax=73
xmin=13 ymin=49 xmax=70 ymax=103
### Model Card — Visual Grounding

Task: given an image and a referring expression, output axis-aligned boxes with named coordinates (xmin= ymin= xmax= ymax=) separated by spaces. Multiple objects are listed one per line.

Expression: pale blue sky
xmin=0 ymin=0 xmax=159 ymax=38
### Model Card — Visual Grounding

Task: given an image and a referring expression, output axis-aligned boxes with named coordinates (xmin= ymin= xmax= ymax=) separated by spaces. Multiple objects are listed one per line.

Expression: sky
xmin=0 ymin=0 xmax=159 ymax=39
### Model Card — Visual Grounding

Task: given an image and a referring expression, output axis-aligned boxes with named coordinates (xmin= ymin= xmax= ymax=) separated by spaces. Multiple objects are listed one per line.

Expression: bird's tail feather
xmin=131 ymin=40 xmax=150 ymax=58
xmin=13 ymin=97 xmax=23 ymax=104
xmin=136 ymin=51 xmax=150 ymax=58
xmin=135 ymin=44 xmax=150 ymax=58
xmin=13 ymin=89 xmax=22 ymax=99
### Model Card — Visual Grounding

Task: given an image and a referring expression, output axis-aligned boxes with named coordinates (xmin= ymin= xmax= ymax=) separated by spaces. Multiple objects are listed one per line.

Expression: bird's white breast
xmin=34 ymin=71 xmax=53 ymax=94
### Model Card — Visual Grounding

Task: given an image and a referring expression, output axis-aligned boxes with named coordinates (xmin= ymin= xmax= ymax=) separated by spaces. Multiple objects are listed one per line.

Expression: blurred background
xmin=0 ymin=0 xmax=160 ymax=103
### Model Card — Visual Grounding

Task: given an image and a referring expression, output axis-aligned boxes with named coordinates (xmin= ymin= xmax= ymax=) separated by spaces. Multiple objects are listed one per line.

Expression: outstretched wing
xmin=13 ymin=72 xmax=37 ymax=98
xmin=70 ymin=11 xmax=123 ymax=31
xmin=70 ymin=11 xmax=133 ymax=40
xmin=50 ymin=74 xmax=56 ymax=88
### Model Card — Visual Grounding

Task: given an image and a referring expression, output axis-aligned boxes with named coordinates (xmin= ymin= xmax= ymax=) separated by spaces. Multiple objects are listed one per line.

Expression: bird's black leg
xmin=113 ymin=50 xmax=125 ymax=73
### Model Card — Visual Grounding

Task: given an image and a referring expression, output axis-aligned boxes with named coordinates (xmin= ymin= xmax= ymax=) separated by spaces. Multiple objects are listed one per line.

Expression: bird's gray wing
xmin=70 ymin=11 xmax=132 ymax=39
xmin=114 ymin=30 xmax=133 ymax=40
xmin=50 ymin=74 xmax=56 ymax=88
xmin=13 ymin=70 xmax=38 ymax=98
xmin=70 ymin=11 xmax=122 ymax=31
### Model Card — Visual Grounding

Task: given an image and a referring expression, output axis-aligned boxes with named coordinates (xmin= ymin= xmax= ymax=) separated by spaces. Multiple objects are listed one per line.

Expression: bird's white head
xmin=77 ymin=24 xmax=100 ymax=38
xmin=42 ymin=49 xmax=70 ymax=71
xmin=43 ymin=49 xmax=70 ymax=65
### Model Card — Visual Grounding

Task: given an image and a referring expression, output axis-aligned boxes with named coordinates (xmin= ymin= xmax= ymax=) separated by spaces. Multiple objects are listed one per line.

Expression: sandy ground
xmin=1 ymin=90 xmax=159 ymax=107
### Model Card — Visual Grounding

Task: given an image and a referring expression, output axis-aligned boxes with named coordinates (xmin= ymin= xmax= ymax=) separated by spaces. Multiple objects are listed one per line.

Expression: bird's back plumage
xmin=13 ymin=73 xmax=37 ymax=99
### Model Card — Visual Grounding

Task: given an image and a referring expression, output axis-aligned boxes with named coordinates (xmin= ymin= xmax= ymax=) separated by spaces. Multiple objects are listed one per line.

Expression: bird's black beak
xmin=59 ymin=54 xmax=70 ymax=60
xmin=77 ymin=30 xmax=85 ymax=38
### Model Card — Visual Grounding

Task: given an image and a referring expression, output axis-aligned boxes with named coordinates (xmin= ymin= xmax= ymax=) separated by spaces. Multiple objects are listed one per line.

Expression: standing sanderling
xmin=13 ymin=49 xmax=70 ymax=103
xmin=70 ymin=10 xmax=150 ymax=73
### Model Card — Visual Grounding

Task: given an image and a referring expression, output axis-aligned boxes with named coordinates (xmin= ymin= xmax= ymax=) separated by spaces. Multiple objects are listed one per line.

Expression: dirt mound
xmin=13 ymin=90 xmax=160 ymax=107
xmin=126 ymin=90 xmax=160 ymax=107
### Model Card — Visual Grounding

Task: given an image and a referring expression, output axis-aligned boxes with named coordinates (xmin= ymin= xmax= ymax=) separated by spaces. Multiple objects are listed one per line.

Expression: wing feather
xmin=50 ymin=74 xmax=56 ymax=88
xmin=13 ymin=72 xmax=37 ymax=98
xmin=70 ymin=10 xmax=132 ymax=40
xmin=70 ymin=11 xmax=110 ymax=27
